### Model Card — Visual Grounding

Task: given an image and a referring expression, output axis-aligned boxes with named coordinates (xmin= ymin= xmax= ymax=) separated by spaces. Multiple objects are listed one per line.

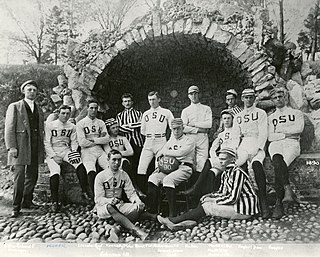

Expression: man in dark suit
xmin=5 ymin=80 xmax=44 ymax=217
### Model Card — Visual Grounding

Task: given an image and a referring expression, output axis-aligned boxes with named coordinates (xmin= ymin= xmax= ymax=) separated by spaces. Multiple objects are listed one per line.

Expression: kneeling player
xmin=157 ymin=148 xmax=259 ymax=231
xmin=147 ymin=118 xmax=195 ymax=217
xmin=45 ymin=105 xmax=90 ymax=212
xmin=94 ymin=149 xmax=147 ymax=240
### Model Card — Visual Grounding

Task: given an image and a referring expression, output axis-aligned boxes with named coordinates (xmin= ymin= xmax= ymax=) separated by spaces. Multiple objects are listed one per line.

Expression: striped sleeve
xmin=215 ymin=167 xmax=245 ymax=205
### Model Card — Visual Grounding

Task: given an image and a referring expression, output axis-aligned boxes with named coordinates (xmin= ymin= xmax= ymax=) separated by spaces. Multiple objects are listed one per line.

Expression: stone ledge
xmin=265 ymin=153 xmax=320 ymax=201
xmin=35 ymin=162 xmax=86 ymax=204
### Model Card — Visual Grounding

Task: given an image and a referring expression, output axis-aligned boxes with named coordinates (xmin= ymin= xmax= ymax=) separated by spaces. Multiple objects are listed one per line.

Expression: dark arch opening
xmin=93 ymin=33 xmax=251 ymax=133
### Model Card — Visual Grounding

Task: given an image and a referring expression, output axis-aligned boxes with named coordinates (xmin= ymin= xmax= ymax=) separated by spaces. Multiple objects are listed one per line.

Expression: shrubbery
xmin=0 ymin=64 xmax=64 ymax=117
xmin=0 ymin=64 xmax=64 ymax=166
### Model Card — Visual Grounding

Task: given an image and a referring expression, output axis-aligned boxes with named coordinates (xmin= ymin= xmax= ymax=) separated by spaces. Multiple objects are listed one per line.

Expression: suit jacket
xmin=5 ymin=99 xmax=44 ymax=165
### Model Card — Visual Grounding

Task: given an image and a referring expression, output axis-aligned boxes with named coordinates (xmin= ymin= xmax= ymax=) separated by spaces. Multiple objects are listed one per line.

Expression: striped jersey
xmin=116 ymin=108 xmax=144 ymax=147
xmin=212 ymin=163 xmax=259 ymax=215
xmin=44 ymin=119 xmax=78 ymax=158
xmin=229 ymin=105 xmax=243 ymax=116
xmin=141 ymin=106 xmax=174 ymax=136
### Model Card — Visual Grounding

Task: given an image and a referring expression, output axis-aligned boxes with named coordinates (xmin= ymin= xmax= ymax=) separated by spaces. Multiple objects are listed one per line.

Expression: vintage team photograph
xmin=0 ymin=0 xmax=319 ymax=256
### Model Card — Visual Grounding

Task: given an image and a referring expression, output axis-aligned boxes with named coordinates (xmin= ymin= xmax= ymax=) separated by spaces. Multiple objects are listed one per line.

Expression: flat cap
xmin=241 ymin=88 xmax=255 ymax=96
xmin=188 ymin=85 xmax=199 ymax=94
xmin=171 ymin=118 xmax=184 ymax=128
xmin=105 ymin=118 xmax=118 ymax=128
xmin=217 ymin=147 xmax=237 ymax=158
xmin=20 ymin=80 xmax=38 ymax=92
xmin=226 ymin=89 xmax=238 ymax=97
xmin=270 ymin=87 xmax=287 ymax=97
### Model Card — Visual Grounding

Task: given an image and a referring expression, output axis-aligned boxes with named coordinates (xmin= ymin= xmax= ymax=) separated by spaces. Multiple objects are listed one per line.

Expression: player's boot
xmin=51 ymin=202 xmax=60 ymax=213
xmin=272 ymin=199 xmax=284 ymax=219
xmin=260 ymin=199 xmax=271 ymax=219
xmin=282 ymin=185 xmax=297 ymax=203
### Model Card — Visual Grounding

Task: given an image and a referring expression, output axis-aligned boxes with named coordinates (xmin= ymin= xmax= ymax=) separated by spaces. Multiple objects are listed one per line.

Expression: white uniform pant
xmin=81 ymin=146 xmax=108 ymax=173
xmin=269 ymin=139 xmax=300 ymax=166
xmin=202 ymin=201 xmax=251 ymax=220
xmin=209 ymin=157 xmax=224 ymax=175
xmin=236 ymin=137 xmax=266 ymax=167
xmin=46 ymin=148 xmax=82 ymax=177
xmin=189 ymin=133 xmax=209 ymax=173
xmin=148 ymin=165 xmax=192 ymax=188
xmin=137 ymin=138 xmax=166 ymax=175
xmin=97 ymin=202 xmax=142 ymax=220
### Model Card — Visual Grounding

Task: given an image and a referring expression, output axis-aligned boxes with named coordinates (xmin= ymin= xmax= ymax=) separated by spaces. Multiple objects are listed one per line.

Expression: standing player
xmin=147 ymin=118 xmax=195 ymax=217
xmin=225 ymin=89 xmax=243 ymax=115
xmin=45 ymin=105 xmax=90 ymax=212
xmin=233 ymin=88 xmax=270 ymax=218
xmin=116 ymin=93 xmax=144 ymax=175
xmin=76 ymin=100 xmax=109 ymax=197
xmin=217 ymin=89 xmax=243 ymax=133
xmin=181 ymin=85 xmax=212 ymax=178
xmin=182 ymin=109 xmax=240 ymax=199
xmin=137 ymin=92 xmax=174 ymax=185
xmin=268 ymin=87 xmax=304 ymax=219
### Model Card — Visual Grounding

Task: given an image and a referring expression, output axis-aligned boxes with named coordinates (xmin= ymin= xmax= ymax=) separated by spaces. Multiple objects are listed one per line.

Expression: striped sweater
xmin=213 ymin=163 xmax=259 ymax=216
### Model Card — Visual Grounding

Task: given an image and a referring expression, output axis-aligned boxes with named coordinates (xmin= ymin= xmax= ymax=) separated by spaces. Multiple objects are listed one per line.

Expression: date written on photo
xmin=306 ymin=160 xmax=320 ymax=166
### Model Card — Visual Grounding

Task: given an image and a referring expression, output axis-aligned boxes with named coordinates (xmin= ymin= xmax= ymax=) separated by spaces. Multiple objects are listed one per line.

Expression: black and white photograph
xmin=0 ymin=0 xmax=319 ymax=256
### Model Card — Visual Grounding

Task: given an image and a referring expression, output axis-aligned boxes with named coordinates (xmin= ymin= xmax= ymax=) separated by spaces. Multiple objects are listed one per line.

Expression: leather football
xmin=158 ymin=156 xmax=180 ymax=175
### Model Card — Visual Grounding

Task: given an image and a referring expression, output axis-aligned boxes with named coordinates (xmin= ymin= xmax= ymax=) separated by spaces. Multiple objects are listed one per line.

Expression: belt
xmin=179 ymin=162 xmax=193 ymax=168
xmin=146 ymin=133 xmax=166 ymax=138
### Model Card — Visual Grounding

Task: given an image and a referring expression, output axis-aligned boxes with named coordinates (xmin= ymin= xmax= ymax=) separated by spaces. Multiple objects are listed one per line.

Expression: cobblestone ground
xmin=0 ymin=199 xmax=319 ymax=244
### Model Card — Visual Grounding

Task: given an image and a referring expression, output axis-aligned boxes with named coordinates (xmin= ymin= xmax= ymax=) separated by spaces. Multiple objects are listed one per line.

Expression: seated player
xmin=44 ymin=105 xmax=90 ymax=212
xmin=146 ymin=118 xmax=195 ymax=217
xmin=76 ymin=100 xmax=110 ymax=197
xmin=158 ymin=147 xmax=259 ymax=231
xmin=94 ymin=149 xmax=147 ymax=240
xmin=233 ymin=88 xmax=270 ymax=219
xmin=268 ymin=87 xmax=304 ymax=219
xmin=101 ymin=118 xmax=144 ymax=198
xmin=181 ymin=110 xmax=239 ymax=199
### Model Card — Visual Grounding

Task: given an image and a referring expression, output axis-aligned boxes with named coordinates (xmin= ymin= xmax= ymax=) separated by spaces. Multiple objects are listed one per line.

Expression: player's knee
xmin=272 ymin=154 xmax=284 ymax=166
xmin=163 ymin=177 xmax=175 ymax=188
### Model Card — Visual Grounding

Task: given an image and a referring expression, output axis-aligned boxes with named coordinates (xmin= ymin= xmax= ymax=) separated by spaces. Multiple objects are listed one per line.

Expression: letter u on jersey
xmin=279 ymin=115 xmax=295 ymax=123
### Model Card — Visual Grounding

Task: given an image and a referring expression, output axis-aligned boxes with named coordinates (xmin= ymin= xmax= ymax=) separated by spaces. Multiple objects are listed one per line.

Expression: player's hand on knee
xmin=53 ymin=156 xmax=63 ymax=164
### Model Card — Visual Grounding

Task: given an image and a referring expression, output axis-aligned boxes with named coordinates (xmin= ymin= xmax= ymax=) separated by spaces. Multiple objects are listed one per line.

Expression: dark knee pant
xmin=12 ymin=164 xmax=39 ymax=211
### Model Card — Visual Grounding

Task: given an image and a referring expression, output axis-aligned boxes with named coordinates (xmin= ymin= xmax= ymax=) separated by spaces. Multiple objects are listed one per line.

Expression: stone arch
xmin=65 ymin=16 xmax=276 ymax=134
